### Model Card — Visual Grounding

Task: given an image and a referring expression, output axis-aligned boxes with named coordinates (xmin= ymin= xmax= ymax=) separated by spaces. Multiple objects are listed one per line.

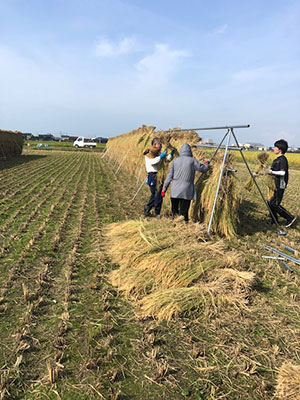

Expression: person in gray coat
xmin=161 ymin=143 xmax=209 ymax=222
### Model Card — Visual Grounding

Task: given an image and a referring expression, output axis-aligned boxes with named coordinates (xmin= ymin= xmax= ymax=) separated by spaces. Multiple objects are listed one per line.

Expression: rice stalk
xmin=245 ymin=152 xmax=275 ymax=200
xmin=275 ymin=362 xmax=300 ymax=400
xmin=138 ymin=279 xmax=249 ymax=321
xmin=192 ymin=152 xmax=240 ymax=238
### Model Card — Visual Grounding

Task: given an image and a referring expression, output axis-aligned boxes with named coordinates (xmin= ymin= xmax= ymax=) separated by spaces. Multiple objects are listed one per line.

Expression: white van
xmin=73 ymin=137 xmax=97 ymax=148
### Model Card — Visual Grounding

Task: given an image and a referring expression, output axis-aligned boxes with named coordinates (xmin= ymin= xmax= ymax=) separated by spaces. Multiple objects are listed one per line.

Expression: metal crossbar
xmin=166 ymin=125 xmax=250 ymax=132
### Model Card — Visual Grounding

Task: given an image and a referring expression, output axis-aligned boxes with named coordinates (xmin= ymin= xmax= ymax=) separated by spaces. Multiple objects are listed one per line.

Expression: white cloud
xmin=233 ymin=66 xmax=268 ymax=81
xmin=214 ymin=24 xmax=228 ymax=34
xmin=274 ymin=130 xmax=297 ymax=146
xmin=94 ymin=36 xmax=138 ymax=57
xmin=233 ymin=64 xmax=300 ymax=83
xmin=135 ymin=43 xmax=188 ymax=88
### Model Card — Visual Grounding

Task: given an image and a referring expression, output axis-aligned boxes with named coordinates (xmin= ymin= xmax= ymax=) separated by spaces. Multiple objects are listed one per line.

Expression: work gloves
xmin=161 ymin=190 xmax=166 ymax=197
xmin=253 ymin=168 xmax=272 ymax=177
xmin=160 ymin=150 xmax=167 ymax=159
xmin=260 ymin=168 xmax=273 ymax=176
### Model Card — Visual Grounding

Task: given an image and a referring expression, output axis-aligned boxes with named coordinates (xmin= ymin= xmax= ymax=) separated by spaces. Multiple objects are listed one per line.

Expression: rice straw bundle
xmin=275 ymin=362 xmax=300 ymax=400
xmin=105 ymin=218 xmax=254 ymax=320
xmin=192 ymin=152 xmax=240 ymax=239
xmin=245 ymin=152 xmax=275 ymax=200
xmin=139 ymin=276 xmax=251 ymax=321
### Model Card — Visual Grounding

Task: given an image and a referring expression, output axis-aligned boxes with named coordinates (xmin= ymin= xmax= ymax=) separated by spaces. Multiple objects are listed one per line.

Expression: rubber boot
xmin=144 ymin=205 xmax=152 ymax=217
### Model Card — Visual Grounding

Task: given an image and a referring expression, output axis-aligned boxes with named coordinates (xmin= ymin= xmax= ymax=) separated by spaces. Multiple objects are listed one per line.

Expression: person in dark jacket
xmin=161 ymin=143 xmax=209 ymax=222
xmin=267 ymin=139 xmax=296 ymax=227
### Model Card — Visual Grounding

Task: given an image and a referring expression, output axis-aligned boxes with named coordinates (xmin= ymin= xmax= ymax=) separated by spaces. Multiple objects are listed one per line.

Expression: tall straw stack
xmin=105 ymin=125 xmax=202 ymax=181
xmin=104 ymin=218 xmax=255 ymax=320
xmin=0 ymin=130 xmax=23 ymax=158
xmin=106 ymin=125 xmax=240 ymax=238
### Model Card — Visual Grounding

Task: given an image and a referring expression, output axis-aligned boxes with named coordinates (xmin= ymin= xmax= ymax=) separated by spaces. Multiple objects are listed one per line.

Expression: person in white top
xmin=143 ymin=137 xmax=172 ymax=217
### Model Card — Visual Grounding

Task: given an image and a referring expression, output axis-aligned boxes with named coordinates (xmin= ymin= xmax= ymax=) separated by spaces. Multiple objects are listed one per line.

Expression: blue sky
xmin=0 ymin=0 xmax=299 ymax=145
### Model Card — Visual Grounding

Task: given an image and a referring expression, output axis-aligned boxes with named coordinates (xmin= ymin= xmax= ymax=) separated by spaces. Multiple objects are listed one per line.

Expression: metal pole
xmin=131 ymin=179 xmax=146 ymax=202
xmin=115 ymin=150 xmax=129 ymax=174
xmin=207 ymin=129 xmax=231 ymax=236
xmin=166 ymin=124 xmax=250 ymax=133
xmin=208 ymin=129 xmax=230 ymax=163
xmin=108 ymin=150 xmax=115 ymax=164
xmin=197 ymin=144 xmax=242 ymax=150
xmin=113 ymin=153 xmax=121 ymax=168
xmin=271 ymin=240 xmax=299 ymax=255
xmin=106 ymin=150 xmax=112 ymax=162
xmin=136 ymin=164 xmax=143 ymax=185
xmin=262 ymin=255 xmax=285 ymax=260
xmin=101 ymin=148 xmax=108 ymax=159
xmin=231 ymin=130 xmax=285 ymax=235
xmin=281 ymin=261 xmax=294 ymax=273
xmin=264 ymin=244 xmax=300 ymax=266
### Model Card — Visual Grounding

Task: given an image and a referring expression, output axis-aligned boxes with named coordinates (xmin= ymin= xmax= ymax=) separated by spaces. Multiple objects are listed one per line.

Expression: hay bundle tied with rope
xmin=104 ymin=218 xmax=255 ymax=321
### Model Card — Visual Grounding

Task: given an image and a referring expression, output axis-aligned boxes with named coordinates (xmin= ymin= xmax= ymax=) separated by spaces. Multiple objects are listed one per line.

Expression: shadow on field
xmin=0 ymin=154 xmax=47 ymax=171
xmin=237 ymin=199 xmax=272 ymax=236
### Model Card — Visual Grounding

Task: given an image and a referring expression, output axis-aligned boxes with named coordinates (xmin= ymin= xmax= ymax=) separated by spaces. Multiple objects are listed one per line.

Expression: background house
xmin=60 ymin=135 xmax=78 ymax=142
xmin=38 ymin=133 xmax=58 ymax=141
xmin=243 ymin=142 xmax=268 ymax=151
xmin=95 ymin=137 xmax=108 ymax=144
xmin=22 ymin=133 xmax=35 ymax=140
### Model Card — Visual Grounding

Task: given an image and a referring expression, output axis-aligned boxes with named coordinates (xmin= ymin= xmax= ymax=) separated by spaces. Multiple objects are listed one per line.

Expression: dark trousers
xmin=171 ymin=197 xmax=191 ymax=222
xmin=146 ymin=172 xmax=163 ymax=215
xmin=268 ymin=189 xmax=293 ymax=223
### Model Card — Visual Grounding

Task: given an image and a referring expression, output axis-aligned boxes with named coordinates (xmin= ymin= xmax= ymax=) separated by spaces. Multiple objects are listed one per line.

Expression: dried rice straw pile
xmin=245 ymin=152 xmax=275 ymax=200
xmin=106 ymin=125 xmax=203 ymax=183
xmin=0 ymin=130 xmax=23 ymax=158
xmin=106 ymin=125 xmax=241 ymax=238
xmin=105 ymin=218 xmax=255 ymax=320
xmin=192 ymin=152 xmax=240 ymax=239
xmin=275 ymin=362 xmax=300 ymax=400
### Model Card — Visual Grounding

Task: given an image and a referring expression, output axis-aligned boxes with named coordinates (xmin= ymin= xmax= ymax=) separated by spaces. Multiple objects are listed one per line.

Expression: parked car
xmin=73 ymin=137 xmax=97 ymax=148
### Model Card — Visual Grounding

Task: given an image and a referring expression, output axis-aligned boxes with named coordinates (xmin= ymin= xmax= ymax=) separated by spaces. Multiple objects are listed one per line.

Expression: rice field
xmin=0 ymin=148 xmax=300 ymax=399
